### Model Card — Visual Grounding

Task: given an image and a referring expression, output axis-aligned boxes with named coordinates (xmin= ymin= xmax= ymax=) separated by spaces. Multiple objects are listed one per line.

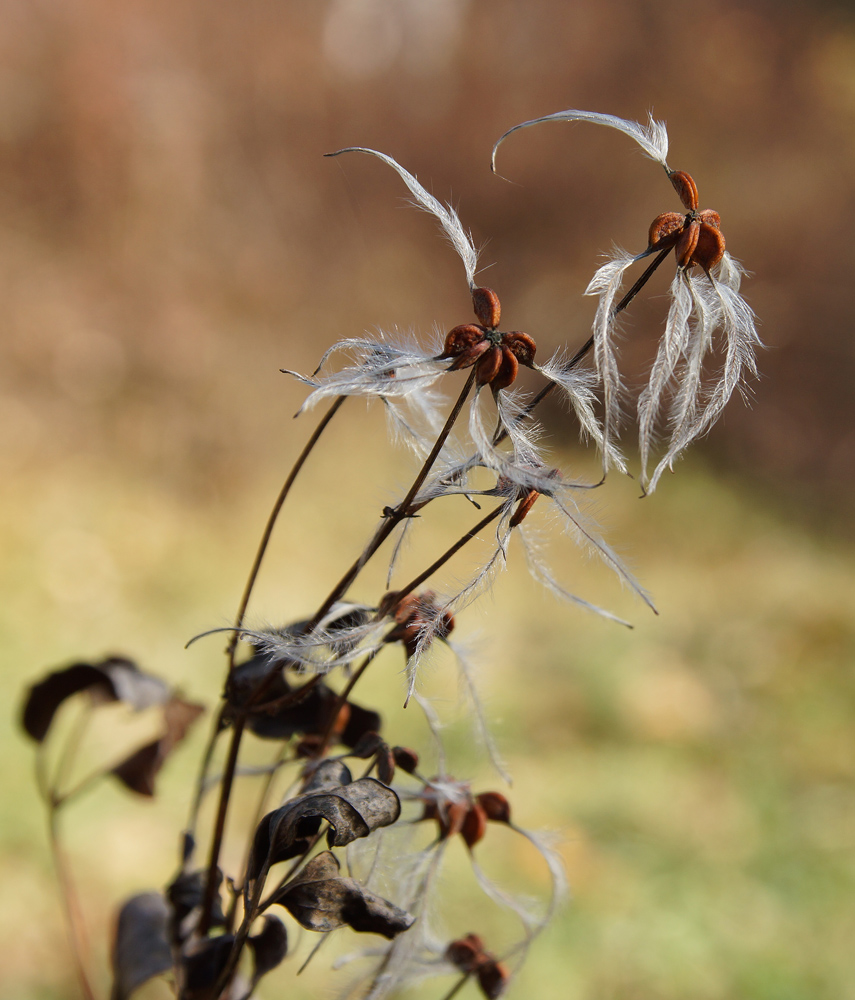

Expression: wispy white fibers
xmin=492 ymin=109 xmax=670 ymax=172
xmin=637 ymin=270 xmax=694 ymax=486
xmin=584 ymin=249 xmax=642 ymax=475
xmin=644 ymin=254 xmax=761 ymax=493
xmin=326 ymin=147 xmax=480 ymax=290
xmin=535 ymin=352 xmax=628 ymax=474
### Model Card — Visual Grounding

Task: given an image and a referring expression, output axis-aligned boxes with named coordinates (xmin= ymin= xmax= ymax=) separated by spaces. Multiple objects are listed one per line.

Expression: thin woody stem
xmin=392 ymin=503 xmax=506 ymax=604
xmin=197 ymin=397 xmax=346 ymax=924
xmin=228 ymin=395 xmax=347 ymax=669
xmin=48 ymin=810 xmax=98 ymax=1000
xmin=310 ymin=368 xmax=477 ymax=626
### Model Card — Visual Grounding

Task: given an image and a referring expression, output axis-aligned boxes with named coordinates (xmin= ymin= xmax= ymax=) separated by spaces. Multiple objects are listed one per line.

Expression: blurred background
xmin=2 ymin=0 xmax=854 ymax=998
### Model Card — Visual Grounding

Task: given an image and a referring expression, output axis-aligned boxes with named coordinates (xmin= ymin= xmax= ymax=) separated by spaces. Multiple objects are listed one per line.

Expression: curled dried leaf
xmin=110 ymin=892 xmax=172 ymax=1000
xmin=22 ymin=657 xmax=170 ymax=743
xmin=248 ymin=914 xmax=288 ymax=983
xmin=182 ymin=934 xmax=235 ymax=1000
xmin=111 ymin=697 xmax=204 ymax=797
xmin=248 ymin=777 xmax=400 ymax=882
xmin=272 ymin=851 xmax=414 ymax=938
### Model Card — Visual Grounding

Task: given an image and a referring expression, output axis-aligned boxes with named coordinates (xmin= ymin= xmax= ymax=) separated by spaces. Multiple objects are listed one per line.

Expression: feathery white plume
xmin=326 ymin=147 xmax=479 ymax=290
xmin=492 ymin=109 xmax=670 ymax=172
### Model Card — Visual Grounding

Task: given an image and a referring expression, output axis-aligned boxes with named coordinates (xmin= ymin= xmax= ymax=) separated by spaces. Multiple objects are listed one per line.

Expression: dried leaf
xmin=248 ymin=777 xmax=400 ymax=881
xmin=111 ymin=697 xmax=204 ymax=797
xmin=167 ymin=868 xmax=226 ymax=939
xmin=110 ymin=892 xmax=173 ymax=1000
xmin=230 ymin=658 xmax=380 ymax=749
xmin=248 ymin=914 xmax=288 ymax=982
xmin=272 ymin=851 xmax=414 ymax=938
xmin=21 ymin=657 xmax=170 ymax=743
xmin=182 ymin=934 xmax=235 ymax=1000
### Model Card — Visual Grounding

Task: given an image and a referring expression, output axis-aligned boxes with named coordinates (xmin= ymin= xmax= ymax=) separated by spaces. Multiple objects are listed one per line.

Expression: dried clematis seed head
xmin=472 ymin=287 xmax=501 ymax=329
xmin=669 ymin=170 xmax=699 ymax=211
xmin=648 ymin=211 xmax=685 ymax=251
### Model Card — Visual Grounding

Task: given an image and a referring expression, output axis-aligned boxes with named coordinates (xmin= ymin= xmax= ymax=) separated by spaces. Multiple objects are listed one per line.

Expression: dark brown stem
xmin=228 ymin=395 xmax=346 ymax=669
xmin=438 ymin=973 xmax=472 ymax=1000
xmin=198 ymin=714 xmax=246 ymax=936
xmin=185 ymin=705 xmax=226 ymax=844
xmin=310 ymin=368 xmax=477 ymax=626
xmin=614 ymin=246 xmax=671 ymax=315
xmin=393 ymin=503 xmax=506 ymax=604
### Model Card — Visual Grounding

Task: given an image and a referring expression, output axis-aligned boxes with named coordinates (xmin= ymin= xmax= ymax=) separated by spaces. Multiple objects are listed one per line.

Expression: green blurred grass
xmin=3 ymin=419 xmax=854 ymax=999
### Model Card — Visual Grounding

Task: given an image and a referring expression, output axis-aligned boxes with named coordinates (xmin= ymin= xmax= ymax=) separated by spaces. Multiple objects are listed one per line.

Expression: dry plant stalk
xmin=20 ymin=110 xmax=759 ymax=1000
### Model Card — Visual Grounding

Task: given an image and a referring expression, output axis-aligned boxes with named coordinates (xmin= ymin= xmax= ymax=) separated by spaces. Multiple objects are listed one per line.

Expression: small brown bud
xmin=476 ymin=791 xmax=512 ymax=824
xmin=669 ymin=170 xmax=699 ymax=211
xmin=440 ymin=324 xmax=486 ymax=360
xmin=475 ymin=346 xmax=504 ymax=386
xmin=461 ymin=803 xmax=488 ymax=848
xmin=691 ymin=219 xmax=726 ymax=272
xmin=392 ymin=746 xmax=419 ymax=773
xmin=648 ymin=211 xmax=685 ymax=251
xmin=376 ymin=746 xmax=396 ymax=785
xmin=472 ymin=287 xmax=501 ymax=329
xmin=477 ymin=960 xmax=510 ymax=999
xmin=675 ymin=219 xmax=701 ymax=269
xmin=446 ymin=934 xmax=485 ymax=972
xmin=490 ymin=347 xmax=519 ymax=392
xmin=502 ymin=331 xmax=537 ymax=367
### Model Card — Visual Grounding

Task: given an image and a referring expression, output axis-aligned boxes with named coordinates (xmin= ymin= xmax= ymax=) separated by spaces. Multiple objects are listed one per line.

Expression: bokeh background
xmin=2 ymin=1 xmax=854 ymax=998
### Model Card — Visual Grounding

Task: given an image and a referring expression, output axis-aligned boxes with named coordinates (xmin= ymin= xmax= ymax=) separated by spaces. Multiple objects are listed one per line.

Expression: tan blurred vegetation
xmin=2 ymin=1 xmax=854 ymax=999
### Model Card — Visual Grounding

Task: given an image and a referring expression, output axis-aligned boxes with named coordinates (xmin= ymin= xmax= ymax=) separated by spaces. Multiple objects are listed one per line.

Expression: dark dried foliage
xmin=22 ymin=657 xmax=170 ymax=743
xmin=110 ymin=892 xmax=172 ymax=1000
xmin=270 ymin=851 xmax=414 ymax=938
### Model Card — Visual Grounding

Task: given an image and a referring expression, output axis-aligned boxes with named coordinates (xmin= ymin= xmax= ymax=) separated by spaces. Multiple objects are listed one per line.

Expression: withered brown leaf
xmin=111 ymin=696 xmax=204 ymax=797
xmin=110 ymin=891 xmax=172 ymax=1000
xmin=22 ymin=657 xmax=170 ymax=743
xmin=248 ymin=775 xmax=400 ymax=881
xmin=271 ymin=851 xmax=414 ymax=937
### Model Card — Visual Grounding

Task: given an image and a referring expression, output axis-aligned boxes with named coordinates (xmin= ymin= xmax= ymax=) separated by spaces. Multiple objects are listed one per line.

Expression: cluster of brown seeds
xmin=420 ymin=782 xmax=511 ymax=848
xmin=439 ymin=287 xmax=537 ymax=391
xmin=648 ymin=170 xmax=726 ymax=272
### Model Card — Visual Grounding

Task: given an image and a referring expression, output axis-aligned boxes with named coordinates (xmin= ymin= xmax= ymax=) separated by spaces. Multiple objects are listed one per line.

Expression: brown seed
xmin=440 ymin=324 xmax=485 ymax=360
xmin=476 ymin=791 xmax=512 ymax=824
xmin=475 ymin=346 xmax=503 ymax=386
xmin=669 ymin=170 xmax=699 ymax=211
xmin=691 ymin=220 xmax=726 ymax=271
xmin=675 ymin=219 xmax=701 ymax=269
xmin=446 ymin=934 xmax=485 ymax=972
xmin=648 ymin=211 xmax=685 ymax=251
xmin=472 ymin=287 xmax=501 ymax=329
xmin=502 ymin=331 xmax=537 ymax=366
xmin=477 ymin=959 xmax=510 ymax=999
xmin=490 ymin=347 xmax=519 ymax=392
xmin=509 ymin=489 xmax=539 ymax=528
xmin=461 ymin=803 xmax=488 ymax=848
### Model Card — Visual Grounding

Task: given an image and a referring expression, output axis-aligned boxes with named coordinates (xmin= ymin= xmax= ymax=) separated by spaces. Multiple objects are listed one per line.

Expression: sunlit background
xmin=2 ymin=1 xmax=854 ymax=998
